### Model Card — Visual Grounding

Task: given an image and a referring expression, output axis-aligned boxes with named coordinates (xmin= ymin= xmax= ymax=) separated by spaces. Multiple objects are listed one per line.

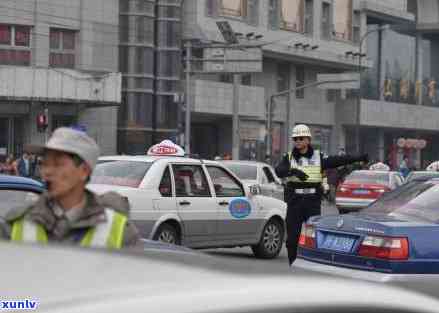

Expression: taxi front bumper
xmin=293 ymin=258 xmax=439 ymax=298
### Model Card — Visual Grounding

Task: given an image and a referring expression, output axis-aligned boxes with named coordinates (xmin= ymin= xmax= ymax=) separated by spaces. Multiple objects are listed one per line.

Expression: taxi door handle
xmin=179 ymin=201 xmax=191 ymax=206
xmin=218 ymin=201 xmax=229 ymax=206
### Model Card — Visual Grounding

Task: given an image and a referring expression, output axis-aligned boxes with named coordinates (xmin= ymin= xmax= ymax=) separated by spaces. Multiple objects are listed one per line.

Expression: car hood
xmin=3 ymin=243 xmax=439 ymax=313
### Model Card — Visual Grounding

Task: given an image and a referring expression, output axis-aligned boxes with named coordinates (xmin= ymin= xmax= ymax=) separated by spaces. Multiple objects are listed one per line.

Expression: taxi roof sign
xmin=369 ymin=162 xmax=390 ymax=171
xmin=147 ymin=140 xmax=185 ymax=157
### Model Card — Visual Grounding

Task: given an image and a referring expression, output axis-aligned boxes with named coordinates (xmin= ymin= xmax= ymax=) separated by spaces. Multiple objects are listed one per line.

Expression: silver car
xmin=220 ymin=160 xmax=284 ymax=201
xmin=3 ymin=242 xmax=439 ymax=313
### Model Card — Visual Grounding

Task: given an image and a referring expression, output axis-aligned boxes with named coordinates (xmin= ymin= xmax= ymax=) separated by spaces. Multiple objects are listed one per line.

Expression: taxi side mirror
xmin=249 ymin=184 xmax=261 ymax=195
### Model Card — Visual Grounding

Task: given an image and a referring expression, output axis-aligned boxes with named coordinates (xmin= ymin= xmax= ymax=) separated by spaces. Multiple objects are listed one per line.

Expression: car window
xmin=206 ymin=166 xmax=245 ymax=198
xmin=262 ymin=167 xmax=276 ymax=183
xmin=159 ymin=167 xmax=172 ymax=197
xmin=221 ymin=163 xmax=257 ymax=180
xmin=172 ymin=164 xmax=211 ymax=197
xmin=345 ymin=171 xmax=389 ymax=185
xmin=0 ymin=190 xmax=40 ymax=217
xmin=361 ymin=181 xmax=439 ymax=223
xmin=91 ymin=161 xmax=152 ymax=187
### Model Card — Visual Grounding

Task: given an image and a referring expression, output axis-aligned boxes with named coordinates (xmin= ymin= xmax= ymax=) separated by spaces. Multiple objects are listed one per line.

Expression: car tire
xmin=153 ymin=223 xmax=181 ymax=245
xmin=251 ymin=219 xmax=284 ymax=259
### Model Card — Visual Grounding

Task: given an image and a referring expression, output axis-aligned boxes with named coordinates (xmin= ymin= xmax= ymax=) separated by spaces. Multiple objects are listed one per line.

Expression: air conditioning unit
xmin=211 ymin=48 xmax=224 ymax=57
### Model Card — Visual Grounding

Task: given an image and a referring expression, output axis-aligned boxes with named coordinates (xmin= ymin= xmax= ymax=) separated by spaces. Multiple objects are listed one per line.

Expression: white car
xmin=88 ymin=155 xmax=287 ymax=258
xmin=219 ymin=160 xmax=284 ymax=201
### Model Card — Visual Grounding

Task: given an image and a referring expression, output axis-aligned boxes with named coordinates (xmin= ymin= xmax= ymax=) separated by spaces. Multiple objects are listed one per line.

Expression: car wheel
xmin=251 ymin=219 xmax=284 ymax=259
xmin=153 ymin=223 xmax=180 ymax=245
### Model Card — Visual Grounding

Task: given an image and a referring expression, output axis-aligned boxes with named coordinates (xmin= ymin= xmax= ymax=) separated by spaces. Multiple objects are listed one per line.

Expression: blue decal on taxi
xmin=229 ymin=198 xmax=252 ymax=219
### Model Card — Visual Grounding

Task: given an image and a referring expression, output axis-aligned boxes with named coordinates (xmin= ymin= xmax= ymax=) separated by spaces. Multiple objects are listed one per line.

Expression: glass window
xmin=263 ymin=167 xmax=275 ymax=183
xmin=91 ymin=160 xmax=152 ymax=187
xmin=268 ymin=0 xmax=280 ymax=29
xmin=136 ymin=16 xmax=154 ymax=44
xmin=220 ymin=0 xmax=247 ymax=18
xmin=0 ymin=25 xmax=11 ymax=45
xmin=157 ymin=21 xmax=181 ymax=48
xmin=173 ymin=165 xmax=211 ymax=197
xmin=158 ymin=5 xmax=181 ymax=18
xmin=156 ymin=95 xmax=178 ymax=129
xmin=15 ymin=26 xmax=30 ymax=47
xmin=304 ymin=0 xmax=313 ymax=35
xmin=50 ymin=29 xmax=61 ymax=50
xmin=296 ymin=65 xmax=305 ymax=99
xmin=241 ymin=74 xmax=252 ymax=86
xmin=119 ymin=15 xmax=129 ymax=42
xmin=135 ymin=47 xmax=154 ymax=74
xmin=345 ymin=171 xmax=390 ymax=186
xmin=0 ymin=190 xmax=40 ymax=216
xmin=157 ymin=50 xmax=180 ymax=77
xmin=247 ymin=0 xmax=259 ymax=26
xmin=206 ymin=0 xmax=218 ymax=16
xmin=207 ymin=166 xmax=245 ymax=197
xmin=159 ymin=166 xmax=172 ymax=197
xmin=280 ymin=0 xmax=304 ymax=33
xmin=333 ymin=0 xmax=353 ymax=41
xmin=362 ymin=182 xmax=439 ymax=223
xmin=62 ymin=30 xmax=75 ymax=50
xmin=119 ymin=0 xmax=129 ymax=12
xmin=277 ymin=62 xmax=290 ymax=92
xmin=221 ymin=163 xmax=257 ymax=180
xmin=119 ymin=46 xmax=128 ymax=73
xmin=321 ymin=2 xmax=331 ymax=40
xmin=0 ymin=50 xmax=30 ymax=66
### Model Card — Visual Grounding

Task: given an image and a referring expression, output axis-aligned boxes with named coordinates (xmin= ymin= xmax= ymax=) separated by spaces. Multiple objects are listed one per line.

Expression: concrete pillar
xmin=378 ymin=129 xmax=385 ymax=162
xmin=416 ymin=33 xmax=423 ymax=105
xmin=313 ymin=0 xmax=322 ymax=40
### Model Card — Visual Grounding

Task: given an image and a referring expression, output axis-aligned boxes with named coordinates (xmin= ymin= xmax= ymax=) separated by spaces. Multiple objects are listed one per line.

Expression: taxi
xmin=87 ymin=141 xmax=287 ymax=259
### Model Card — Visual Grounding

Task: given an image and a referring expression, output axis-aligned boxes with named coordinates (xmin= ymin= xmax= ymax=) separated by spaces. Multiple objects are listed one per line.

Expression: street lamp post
xmin=355 ymin=25 xmax=389 ymax=154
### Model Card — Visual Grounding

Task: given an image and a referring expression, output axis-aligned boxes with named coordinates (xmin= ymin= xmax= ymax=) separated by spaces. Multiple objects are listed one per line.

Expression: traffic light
xmin=36 ymin=111 xmax=48 ymax=133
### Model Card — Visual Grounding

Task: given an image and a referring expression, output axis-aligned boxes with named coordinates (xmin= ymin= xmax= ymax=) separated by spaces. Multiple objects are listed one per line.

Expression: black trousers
xmin=285 ymin=195 xmax=321 ymax=265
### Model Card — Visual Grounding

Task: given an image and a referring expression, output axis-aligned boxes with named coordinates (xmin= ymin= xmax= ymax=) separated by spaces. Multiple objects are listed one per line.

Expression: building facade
xmin=117 ymin=0 xmax=182 ymax=154
xmin=0 ymin=0 xmax=121 ymax=158
xmin=183 ymin=0 xmax=369 ymax=162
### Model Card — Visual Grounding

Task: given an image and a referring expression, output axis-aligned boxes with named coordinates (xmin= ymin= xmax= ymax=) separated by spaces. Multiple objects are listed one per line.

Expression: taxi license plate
xmin=353 ymin=189 xmax=370 ymax=195
xmin=319 ymin=234 xmax=355 ymax=253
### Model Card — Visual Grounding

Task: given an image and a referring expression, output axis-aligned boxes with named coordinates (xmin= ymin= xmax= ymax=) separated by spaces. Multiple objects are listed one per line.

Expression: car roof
xmin=0 ymin=174 xmax=44 ymax=192
xmin=219 ymin=160 xmax=269 ymax=167
xmin=353 ymin=170 xmax=398 ymax=175
xmin=99 ymin=155 xmax=218 ymax=164
xmin=3 ymin=243 xmax=439 ymax=313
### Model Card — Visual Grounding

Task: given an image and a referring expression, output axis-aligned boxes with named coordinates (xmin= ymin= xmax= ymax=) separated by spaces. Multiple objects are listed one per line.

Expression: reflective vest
xmin=10 ymin=209 xmax=127 ymax=249
xmin=286 ymin=150 xmax=323 ymax=184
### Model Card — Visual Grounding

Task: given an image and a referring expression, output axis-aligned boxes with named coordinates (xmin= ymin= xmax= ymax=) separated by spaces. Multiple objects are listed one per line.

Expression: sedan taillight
xmin=298 ymin=224 xmax=316 ymax=249
xmin=358 ymin=235 xmax=409 ymax=260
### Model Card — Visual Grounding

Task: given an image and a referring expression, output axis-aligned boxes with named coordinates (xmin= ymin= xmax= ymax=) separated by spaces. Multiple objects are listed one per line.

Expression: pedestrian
xmin=275 ymin=124 xmax=368 ymax=265
xmin=1 ymin=155 xmax=18 ymax=176
xmin=0 ymin=127 xmax=140 ymax=249
xmin=399 ymin=156 xmax=410 ymax=178
xmin=16 ymin=151 xmax=32 ymax=177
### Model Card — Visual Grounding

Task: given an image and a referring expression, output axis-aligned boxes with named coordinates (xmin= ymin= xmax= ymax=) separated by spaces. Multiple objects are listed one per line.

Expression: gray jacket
xmin=0 ymin=190 xmax=141 ymax=249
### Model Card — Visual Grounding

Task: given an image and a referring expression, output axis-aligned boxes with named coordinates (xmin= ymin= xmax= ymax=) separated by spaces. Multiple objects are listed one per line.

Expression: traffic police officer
xmin=0 ymin=127 xmax=140 ymax=249
xmin=275 ymin=124 xmax=368 ymax=265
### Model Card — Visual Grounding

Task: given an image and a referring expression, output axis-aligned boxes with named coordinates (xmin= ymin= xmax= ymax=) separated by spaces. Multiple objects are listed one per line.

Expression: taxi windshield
xmin=222 ymin=163 xmax=257 ymax=180
xmin=361 ymin=181 xmax=439 ymax=223
xmin=90 ymin=160 xmax=152 ymax=187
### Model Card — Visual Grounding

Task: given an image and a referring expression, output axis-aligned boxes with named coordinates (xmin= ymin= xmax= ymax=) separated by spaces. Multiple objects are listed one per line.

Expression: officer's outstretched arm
xmin=322 ymin=153 xmax=369 ymax=170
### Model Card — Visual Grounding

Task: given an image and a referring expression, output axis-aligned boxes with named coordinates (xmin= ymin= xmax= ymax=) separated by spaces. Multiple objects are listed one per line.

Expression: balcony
xmin=0 ymin=66 xmax=121 ymax=106
xmin=191 ymin=80 xmax=265 ymax=118
xmin=338 ymin=98 xmax=439 ymax=131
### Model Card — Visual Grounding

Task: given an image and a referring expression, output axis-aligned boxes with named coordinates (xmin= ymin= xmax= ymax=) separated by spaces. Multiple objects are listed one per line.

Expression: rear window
xmin=90 ymin=160 xmax=152 ymax=187
xmin=221 ymin=163 xmax=257 ymax=180
xmin=345 ymin=171 xmax=389 ymax=185
xmin=361 ymin=181 xmax=439 ymax=223
xmin=407 ymin=172 xmax=439 ymax=182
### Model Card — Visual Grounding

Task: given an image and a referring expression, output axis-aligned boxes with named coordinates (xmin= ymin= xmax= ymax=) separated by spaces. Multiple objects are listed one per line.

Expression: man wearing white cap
xmin=275 ymin=124 xmax=368 ymax=265
xmin=0 ymin=127 xmax=140 ymax=249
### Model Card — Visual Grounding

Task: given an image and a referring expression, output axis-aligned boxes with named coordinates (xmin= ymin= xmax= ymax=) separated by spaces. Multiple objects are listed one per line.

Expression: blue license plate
xmin=353 ymin=189 xmax=370 ymax=195
xmin=319 ymin=234 xmax=355 ymax=253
